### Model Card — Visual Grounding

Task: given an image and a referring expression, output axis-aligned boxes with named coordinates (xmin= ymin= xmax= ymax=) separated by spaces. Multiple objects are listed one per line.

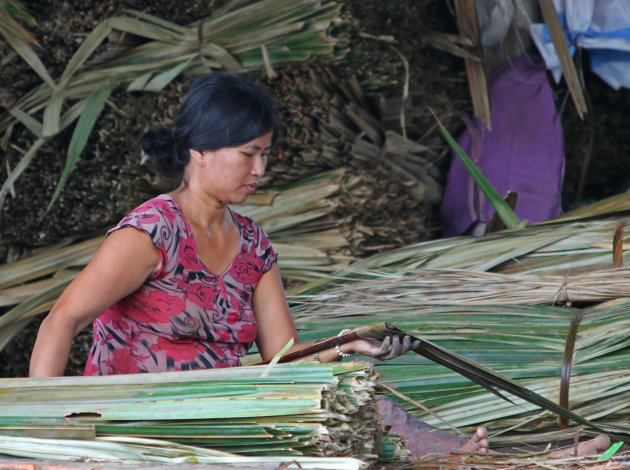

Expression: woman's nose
xmin=252 ymin=155 xmax=266 ymax=176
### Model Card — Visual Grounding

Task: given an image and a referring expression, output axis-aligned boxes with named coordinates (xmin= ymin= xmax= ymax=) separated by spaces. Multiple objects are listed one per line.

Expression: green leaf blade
xmin=435 ymin=116 xmax=522 ymax=230
xmin=46 ymin=83 xmax=117 ymax=212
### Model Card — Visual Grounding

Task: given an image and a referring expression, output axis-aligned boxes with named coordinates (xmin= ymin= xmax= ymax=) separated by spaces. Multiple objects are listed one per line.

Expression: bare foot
xmin=453 ymin=427 xmax=490 ymax=455
xmin=548 ymin=434 xmax=611 ymax=458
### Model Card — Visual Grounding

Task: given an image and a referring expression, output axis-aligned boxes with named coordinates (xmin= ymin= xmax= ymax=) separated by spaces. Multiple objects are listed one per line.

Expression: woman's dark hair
xmin=140 ymin=74 xmax=279 ymax=184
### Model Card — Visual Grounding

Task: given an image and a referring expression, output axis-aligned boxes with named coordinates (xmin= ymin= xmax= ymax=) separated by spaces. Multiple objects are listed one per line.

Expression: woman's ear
xmin=189 ymin=149 xmax=205 ymax=166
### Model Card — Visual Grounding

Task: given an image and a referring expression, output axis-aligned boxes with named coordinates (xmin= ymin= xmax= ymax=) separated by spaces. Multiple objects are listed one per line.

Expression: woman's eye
xmin=242 ymin=152 xmax=253 ymax=158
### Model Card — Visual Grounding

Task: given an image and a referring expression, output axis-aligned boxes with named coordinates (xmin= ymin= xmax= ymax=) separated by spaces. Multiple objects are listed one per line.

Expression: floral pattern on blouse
xmin=84 ymin=194 xmax=277 ymax=375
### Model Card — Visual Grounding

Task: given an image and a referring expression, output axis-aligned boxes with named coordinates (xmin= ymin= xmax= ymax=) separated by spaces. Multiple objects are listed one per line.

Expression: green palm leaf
xmin=435 ymin=114 xmax=522 ymax=230
xmin=46 ymin=82 xmax=117 ymax=212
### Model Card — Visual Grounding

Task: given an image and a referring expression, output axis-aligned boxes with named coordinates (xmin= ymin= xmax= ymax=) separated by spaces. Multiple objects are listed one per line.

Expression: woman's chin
xmin=228 ymin=193 xmax=251 ymax=205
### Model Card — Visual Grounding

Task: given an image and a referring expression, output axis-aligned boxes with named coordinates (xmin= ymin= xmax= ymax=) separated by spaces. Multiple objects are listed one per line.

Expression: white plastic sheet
xmin=530 ymin=0 xmax=630 ymax=89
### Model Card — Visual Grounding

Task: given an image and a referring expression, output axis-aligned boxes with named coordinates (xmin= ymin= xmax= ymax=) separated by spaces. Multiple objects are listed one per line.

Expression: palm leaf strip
xmin=0 ymin=435 xmax=368 ymax=469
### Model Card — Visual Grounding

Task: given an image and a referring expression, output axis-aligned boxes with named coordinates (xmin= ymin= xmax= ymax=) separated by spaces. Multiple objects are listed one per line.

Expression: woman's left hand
xmin=344 ymin=334 xmax=420 ymax=361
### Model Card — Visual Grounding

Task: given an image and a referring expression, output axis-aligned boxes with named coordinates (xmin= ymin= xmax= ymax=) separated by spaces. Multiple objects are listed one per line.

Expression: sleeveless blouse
xmin=84 ymin=194 xmax=277 ymax=375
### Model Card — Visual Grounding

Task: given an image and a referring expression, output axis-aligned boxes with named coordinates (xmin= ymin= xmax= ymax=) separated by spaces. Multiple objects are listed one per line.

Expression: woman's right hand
xmin=342 ymin=334 xmax=420 ymax=361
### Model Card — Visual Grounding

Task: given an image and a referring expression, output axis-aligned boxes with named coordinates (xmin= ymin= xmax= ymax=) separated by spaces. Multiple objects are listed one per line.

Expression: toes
xmin=475 ymin=426 xmax=488 ymax=441
xmin=588 ymin=434 xmax=611 ymax=454
xmin=473 ymin=427 xmax=489 ymax=454
xmin=477 ymin=438 xmax=489 ymax=454
xmin=595 ymin=434 xmax=611 ymax=450
xmin=453 ymin=427 xmax=491 ymax=456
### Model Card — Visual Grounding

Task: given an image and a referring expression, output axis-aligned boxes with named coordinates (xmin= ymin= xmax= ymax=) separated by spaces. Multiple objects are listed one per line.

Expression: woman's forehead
xmin=239 ymin=132 xmax=274 ymax=149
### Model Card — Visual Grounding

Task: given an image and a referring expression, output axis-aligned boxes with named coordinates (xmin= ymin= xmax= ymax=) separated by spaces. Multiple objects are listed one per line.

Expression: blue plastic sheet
xmin=530 ymin=0 xmax=630 ymax=90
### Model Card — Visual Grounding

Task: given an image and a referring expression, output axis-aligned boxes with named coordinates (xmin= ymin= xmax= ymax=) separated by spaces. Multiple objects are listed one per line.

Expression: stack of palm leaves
xmin=264 ymin=67 xmax=443 ymax=200
xmin=264 ymin=67 xmax=443 ymax=252
xmin=237 ymin=169 xmax=355 ymax=280
xmin=284 ymin=194 xmax=630 ymax=446
xmin=290 ymin=298 xmax=630 ymax=442
xmin=0 ymin=361 xmax=391 ymax=467
xmin=0 ymin=436 xmax=368 ymax=470
xmin=1 ymin=2 xmax=442 ymax=255
xmin=282 ymin=124 xmax=630 ymax=445
xmin=289 ymin=214 xmax=630 ymax=292
xmin=289 ymin=267 xmax=630 ymax=307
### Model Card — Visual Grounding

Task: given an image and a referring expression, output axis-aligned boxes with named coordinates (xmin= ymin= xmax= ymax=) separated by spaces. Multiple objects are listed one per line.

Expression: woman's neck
xmin=169 ymin=187 xmax=230 ymax=232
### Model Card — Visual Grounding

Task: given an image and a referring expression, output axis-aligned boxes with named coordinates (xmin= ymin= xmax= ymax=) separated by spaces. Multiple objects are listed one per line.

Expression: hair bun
xmin=140 ymin=126 xmax=184 ymax=177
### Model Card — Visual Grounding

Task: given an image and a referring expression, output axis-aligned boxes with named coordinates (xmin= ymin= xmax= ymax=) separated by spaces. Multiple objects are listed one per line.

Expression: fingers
xmin=362 ymin=334 xmax=418 ymax=361
xmin=374 ymin=335 xmax=406 ymax=360
xmin=390 ymin=335 xmax=402 ymax=357
xmin=379 ymin=336 xmax=391 ymax=355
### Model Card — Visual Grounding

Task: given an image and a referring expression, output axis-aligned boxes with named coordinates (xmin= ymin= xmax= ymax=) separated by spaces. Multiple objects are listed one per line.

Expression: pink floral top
xmin=84 ymin=194 xmax=277 ymax=375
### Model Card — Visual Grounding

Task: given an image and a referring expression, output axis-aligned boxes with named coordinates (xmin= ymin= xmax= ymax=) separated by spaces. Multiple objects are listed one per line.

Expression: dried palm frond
xmin=537 ymin=0 xmax=588 ymax=118
xmin=287 ymin=217 xmax=630 ymax=295
xmin=0 ymin=361 xmax=392 ymax=465
xmin=236 ymin=169 xmax=356 ymax=280
xmin=453 ymin=0 xmax=492 ymax=130
xmin=0 ymin=1 xmax=41 ymax=71
xmin=542 ymin=191 xmax=630 ymax=224
xmin=0 ymin=0 xmax=348 ymax=208
xmin=288 ymin=267 xmax=630 ymax=307
xmin=265 ymin=67 xmax=443 ymax=203
xmin=263 ymin=67 xmax=443 ymax=252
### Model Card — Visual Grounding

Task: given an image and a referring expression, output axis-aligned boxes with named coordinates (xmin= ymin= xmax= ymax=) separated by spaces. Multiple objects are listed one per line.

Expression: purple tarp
xmin=440 ymin=54 xmax=565 ymax=237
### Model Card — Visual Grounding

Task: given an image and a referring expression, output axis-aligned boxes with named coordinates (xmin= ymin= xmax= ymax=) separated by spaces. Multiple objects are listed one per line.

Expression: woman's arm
xmin=252 ymin=264 xmax=416 ymax=363
xmin=29 ymin=228 xmax=162 ymax=377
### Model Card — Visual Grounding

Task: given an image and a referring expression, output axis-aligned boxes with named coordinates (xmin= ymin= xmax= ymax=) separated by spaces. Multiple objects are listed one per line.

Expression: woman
xmin=29 ymin=74 xmax=415 ymax=375
xmin=29 ymin=74 xmax=607 ymax=459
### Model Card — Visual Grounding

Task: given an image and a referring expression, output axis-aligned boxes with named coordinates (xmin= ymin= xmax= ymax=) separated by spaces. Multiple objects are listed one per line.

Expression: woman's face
xmin=194 ymin=131 xmax=273 ymax=205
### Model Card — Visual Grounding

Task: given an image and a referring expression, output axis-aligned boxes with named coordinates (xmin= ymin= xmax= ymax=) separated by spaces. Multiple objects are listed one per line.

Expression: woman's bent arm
xmin=253 ymin=264 xmax=354 ymax=363
xmin=253 ymin=263 xmax=420 ymax=363
xmin=29 ymin=228 xmax=161 ymax=377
